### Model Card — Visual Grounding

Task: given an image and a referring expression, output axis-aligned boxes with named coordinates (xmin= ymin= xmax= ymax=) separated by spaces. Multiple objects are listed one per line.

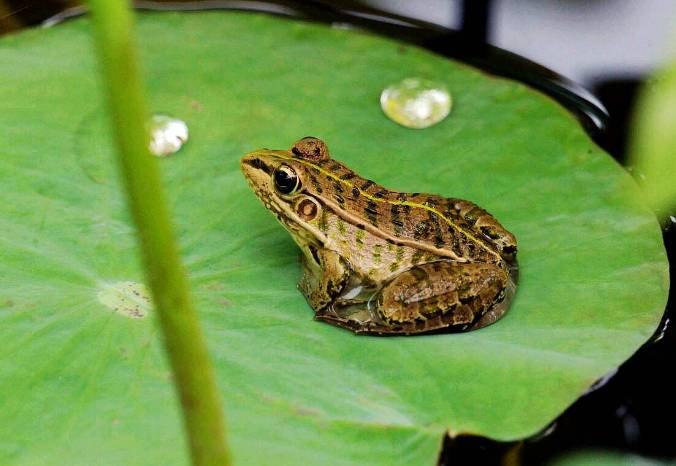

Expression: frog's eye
xmin=273 ymin=165 xmax=300 ymax=195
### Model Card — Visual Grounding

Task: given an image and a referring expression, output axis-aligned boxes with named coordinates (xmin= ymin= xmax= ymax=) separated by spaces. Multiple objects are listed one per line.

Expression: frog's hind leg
xmin=375 ymin=261 xmax=511 ymax=333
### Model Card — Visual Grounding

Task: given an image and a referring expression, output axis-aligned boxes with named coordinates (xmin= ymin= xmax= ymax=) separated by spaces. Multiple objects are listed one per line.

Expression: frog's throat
xmin=261 ymin=150 xmax=503 ymax=263
xmin=274 ymin=204 xmax=326 ymax=250
xmin=288 ymin=224 xmax=325 ymax=271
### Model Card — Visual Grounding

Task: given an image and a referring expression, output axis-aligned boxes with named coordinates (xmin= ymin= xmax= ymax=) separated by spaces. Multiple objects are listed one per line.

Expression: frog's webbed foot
xmin=313 ymin=312 xmax=361 ymax=332
xmin=313 ymin=309 xmax=409 ymax=336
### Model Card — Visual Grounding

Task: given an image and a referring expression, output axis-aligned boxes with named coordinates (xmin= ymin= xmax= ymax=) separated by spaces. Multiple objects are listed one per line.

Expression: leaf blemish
xmin=97 ymin=281 xmax=153 ymax=319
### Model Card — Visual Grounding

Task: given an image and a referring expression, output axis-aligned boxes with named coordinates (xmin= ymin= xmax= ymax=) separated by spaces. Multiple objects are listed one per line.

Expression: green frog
xmin=241 ymin=137 xmax=518 ymax=335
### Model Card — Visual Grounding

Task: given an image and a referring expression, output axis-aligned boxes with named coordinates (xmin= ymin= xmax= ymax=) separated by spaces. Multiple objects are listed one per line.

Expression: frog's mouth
xmin=276 ymin=212 xmax=321 ymax=246
xmin=241 ymin=171 xmax=283 ymax=216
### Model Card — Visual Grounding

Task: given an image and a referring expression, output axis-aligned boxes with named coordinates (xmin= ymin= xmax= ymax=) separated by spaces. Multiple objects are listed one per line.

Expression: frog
xmin=240 ymin=137 xmax=518 ymax=335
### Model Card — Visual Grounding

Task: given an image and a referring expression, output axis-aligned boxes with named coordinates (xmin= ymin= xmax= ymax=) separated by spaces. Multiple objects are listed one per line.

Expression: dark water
xmin=5 ymin=2 xmax=675 ymax=465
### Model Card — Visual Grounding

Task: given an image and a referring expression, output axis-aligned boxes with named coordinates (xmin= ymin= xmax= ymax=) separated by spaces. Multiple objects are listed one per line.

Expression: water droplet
xmin=585 ymin=368 xmax=618 ymax=393
xmin=626 ymin=165 xmax=647 ymax=181
xmin=97 ymin=281 xmax=152 ymax=319
xmin=148 ymin=114 xmax=188 ymax=157
xmin=380 ymin=78 xmax=452 ymax=129
xmin=653 ymin=316 xmax=670 ymax=342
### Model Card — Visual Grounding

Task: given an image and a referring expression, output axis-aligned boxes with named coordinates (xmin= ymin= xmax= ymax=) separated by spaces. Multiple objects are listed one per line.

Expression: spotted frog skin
xmin=241 ymin=137 xmax=518 ymax=335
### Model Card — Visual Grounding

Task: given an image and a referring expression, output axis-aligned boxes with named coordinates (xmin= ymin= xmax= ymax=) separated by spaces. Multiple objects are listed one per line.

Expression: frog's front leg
xmin=298 ymin=246 xmax=351 ymax=311
xmin=374 ymin=261 xmax=510 ymax=333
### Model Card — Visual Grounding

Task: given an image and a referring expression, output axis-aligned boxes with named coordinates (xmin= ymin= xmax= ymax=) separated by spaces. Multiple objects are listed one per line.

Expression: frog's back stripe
xmin=273 ymin=152 xmax=504 ymax=263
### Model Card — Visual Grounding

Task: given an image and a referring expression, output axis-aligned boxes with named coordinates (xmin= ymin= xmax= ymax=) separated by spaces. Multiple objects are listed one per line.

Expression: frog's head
xmin=241 ymin=137 xmax=331 ymax=250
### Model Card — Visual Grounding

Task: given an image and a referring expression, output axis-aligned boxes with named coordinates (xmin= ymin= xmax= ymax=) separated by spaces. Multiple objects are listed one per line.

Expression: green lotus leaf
xmin=0 ymin=11 xmax=669 ymax=466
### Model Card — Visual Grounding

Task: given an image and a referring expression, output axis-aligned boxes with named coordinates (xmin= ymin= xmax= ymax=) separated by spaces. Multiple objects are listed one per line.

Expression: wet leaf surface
xmin=0 ymin=12 xmax=669 ymax=466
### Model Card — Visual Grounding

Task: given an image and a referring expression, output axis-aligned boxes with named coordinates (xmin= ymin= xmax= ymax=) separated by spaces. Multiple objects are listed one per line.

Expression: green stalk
xmin=86 ymin=1 xmax=231 ymax=465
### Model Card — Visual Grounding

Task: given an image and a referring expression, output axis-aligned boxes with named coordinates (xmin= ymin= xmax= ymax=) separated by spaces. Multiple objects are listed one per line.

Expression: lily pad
xmin=0 ymin=11 xmax=669 ymax=466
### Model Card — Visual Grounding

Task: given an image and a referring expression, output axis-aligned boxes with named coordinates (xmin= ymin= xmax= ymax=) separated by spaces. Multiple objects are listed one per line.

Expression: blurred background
xmin=363 ymin=0 xmax=676 ymax=87
xmin=1 ymin=0 xmax=675 ymax=160
xmin=4 ymin=0 xmax=675 ymax=87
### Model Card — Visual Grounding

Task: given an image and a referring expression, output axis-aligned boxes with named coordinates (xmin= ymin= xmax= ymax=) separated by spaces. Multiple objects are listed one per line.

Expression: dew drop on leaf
xmin=148 ymin=114 xmax=189 ymax=156
xmin=380 ymin=77 xmax=452 ymax=129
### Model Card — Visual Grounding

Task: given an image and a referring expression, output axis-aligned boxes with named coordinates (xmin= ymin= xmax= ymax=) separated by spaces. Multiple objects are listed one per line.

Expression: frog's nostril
xmin=243 ymin=157 xmax=262 ymax=170
xmin=242 ymin=156 xmax=272 ymax=175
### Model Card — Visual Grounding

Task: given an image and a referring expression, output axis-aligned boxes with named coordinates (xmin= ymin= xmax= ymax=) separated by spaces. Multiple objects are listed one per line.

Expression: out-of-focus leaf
xmin=629 ymin=53 xmax=676 ymax=215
